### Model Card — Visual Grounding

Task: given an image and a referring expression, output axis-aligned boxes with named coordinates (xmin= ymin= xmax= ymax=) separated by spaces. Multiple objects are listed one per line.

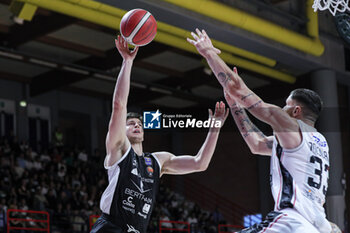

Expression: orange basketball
xmin=120 ymin=9 xmax=157 ymax=46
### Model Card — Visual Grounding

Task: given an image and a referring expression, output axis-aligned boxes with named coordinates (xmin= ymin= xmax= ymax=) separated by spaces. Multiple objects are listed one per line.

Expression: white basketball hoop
xmin=312 ymin=0 xmax=350 ymax=16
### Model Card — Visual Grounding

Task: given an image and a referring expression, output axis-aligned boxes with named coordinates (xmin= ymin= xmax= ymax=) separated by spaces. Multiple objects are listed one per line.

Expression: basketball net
xmin=312 ymin=0 xmax=350 ymax=16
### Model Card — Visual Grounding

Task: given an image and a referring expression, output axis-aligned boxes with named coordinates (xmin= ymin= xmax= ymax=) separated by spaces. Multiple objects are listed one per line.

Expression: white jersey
xmin=270 ymin=120 xmax=331 ymax=232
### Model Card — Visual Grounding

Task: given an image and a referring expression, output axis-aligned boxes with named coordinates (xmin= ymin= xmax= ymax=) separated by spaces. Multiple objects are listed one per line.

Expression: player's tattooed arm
xmin=217 ymin=72 xmax=234 ymax=88
xmin=187 ymin=27 xmax=301 ymax=149
xmin=234 ymin=90 xmax=300 ymax=150
xmin=240 ymin=92 xmax=263 ymax=110
xmin=225 ymin=93 xmax=273 ymax=156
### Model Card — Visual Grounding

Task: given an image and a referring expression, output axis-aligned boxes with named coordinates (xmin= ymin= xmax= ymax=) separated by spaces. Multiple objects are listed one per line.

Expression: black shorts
xmin=90 ymin=214 xmax=124 ymax=233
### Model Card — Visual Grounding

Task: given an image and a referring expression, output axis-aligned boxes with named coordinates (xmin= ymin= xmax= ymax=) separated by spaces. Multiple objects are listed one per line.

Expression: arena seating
xmin=0 ymin=136 xmax=239 ymax=232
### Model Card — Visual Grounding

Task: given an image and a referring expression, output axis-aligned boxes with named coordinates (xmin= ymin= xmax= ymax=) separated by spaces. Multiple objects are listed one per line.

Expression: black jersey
xmin=99 ymin=146 xmax=161 ymax=233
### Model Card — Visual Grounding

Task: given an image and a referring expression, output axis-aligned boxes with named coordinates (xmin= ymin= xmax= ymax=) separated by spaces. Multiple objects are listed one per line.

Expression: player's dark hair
xmin=126 ymin=112 xmax=143 ymax=122
xmin=290 ymin=88 xmax=323 ymax=122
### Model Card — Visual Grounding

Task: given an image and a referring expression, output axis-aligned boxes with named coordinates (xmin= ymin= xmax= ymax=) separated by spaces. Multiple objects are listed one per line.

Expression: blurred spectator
xmin=52 ymin=148 xmax=62 ymax=163
xmin=27 ymin=147 xmax=38 ymax=159
xmin=188 ymin=213 xmax=198 ymax=225
xmin=19 ymin=141 xmax=29 ymax=152
xmin=14 ymin=160 xmax=25 ymax=178
xmin=33 ymin=156 xmax=43 ymax=171
xmin=0 ymin=152 xmax=11 ymax=168
xmin=3 ymin=140 xmax=11 ymax=155
xmin=39 ymin=149 xmax=51 ymax=163
xmin=0 ymin=200 xmax=6 ymax=231
xmin=18 ymin=199 xmax=28 ymax=212
xmin=25 ymin=155 xmax=34 ymax=170
xmin=33 ymin=187 xmax=48 ymax=211
xmin=57 ymin=167 xmax=66 ymax=180
xmin=71 ymin=210 xmax=86 ymax=232
xmin=0 ymin=199 xmax=7 ymax=211
xmin=77 ymin=149 xmax=88 ymax=163
xmin=212 ymin=206 xmax=224 ymax=224
xmin=8 ymin=203 xmax=25 ymax=232
xmin=46 ymin=188 xmax=57 ymax=210
xmin=17 ymin=180 xmax=29 ymax=202
xmin=53 ymin=203 xmax=70 ymax=230
xmin=160 ymin=211 xmax=173 ymax=233
xmin=53 ymin=127 xmax=64 ymax=148
xmin=17 ymin=153 xmax=26 ymax=169
xmin=64 ymin=152 xmax=74 ymax=168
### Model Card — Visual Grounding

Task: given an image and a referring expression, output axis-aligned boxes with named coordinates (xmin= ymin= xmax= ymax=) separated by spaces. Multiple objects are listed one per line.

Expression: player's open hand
xmin=115 ymin=35 xmax=139 ymax=61
xmin=187 ymin=29 xmax=221 ymax=58
xmin=209 ymin=101 xmax=229 ymax=130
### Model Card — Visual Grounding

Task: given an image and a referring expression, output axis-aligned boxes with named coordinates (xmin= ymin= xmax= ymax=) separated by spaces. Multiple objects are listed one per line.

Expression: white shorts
xmin=237 ymin=208 xmax=320 ymax=233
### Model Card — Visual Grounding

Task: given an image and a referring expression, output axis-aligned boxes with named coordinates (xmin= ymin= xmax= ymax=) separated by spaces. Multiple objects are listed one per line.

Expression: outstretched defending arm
xmin=188 ymin=29 xmax=300 ymax=149
xmin=105 ymin=36 xmax=139 ymax=167
xmin=154 ymin=102 xmax=229 ymax=176
xmin=225 ymin=88 xmax=273 ymax=156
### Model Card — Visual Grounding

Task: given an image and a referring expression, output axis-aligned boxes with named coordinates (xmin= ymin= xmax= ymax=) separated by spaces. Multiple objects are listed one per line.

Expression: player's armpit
xmin=255 ymin=136 xmax=274 ymax=156
xmin=105 ymin=139 xmax=130 ymax=167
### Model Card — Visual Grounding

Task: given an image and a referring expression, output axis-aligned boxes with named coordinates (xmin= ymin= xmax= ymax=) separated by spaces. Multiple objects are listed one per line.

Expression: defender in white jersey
xmin=188 ymin=29 xmax=332 ymax=233
xmin=90 ymin=35 xmax=229 ymax=233
xmin=270 ymin=120 xmax=330 ymax=229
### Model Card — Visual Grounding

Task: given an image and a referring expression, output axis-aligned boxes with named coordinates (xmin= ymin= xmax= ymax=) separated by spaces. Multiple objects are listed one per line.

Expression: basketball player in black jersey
xmin=90 ymin=35 xmax=229 ymax=233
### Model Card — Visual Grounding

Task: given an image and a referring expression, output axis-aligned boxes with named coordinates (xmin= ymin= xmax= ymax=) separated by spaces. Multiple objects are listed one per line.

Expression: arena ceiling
xmin=0 ymin=0 xmax=349 ymax=109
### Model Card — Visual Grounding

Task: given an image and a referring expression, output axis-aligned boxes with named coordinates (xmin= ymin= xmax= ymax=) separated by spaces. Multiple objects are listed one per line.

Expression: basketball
xmin=120 ymin=9 xmax=157 ymax=46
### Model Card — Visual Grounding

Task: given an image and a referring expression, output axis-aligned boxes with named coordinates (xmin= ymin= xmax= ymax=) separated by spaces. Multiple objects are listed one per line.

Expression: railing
xmin=218 ymin=224 xmax=244 ymax=233
xmin=89 ymin=215 xmax=100 ymax=231
xmin=6 ymin=209 xmax=50 ymax=233
xmin=159 ymin=220 xmax=190 ymax=233
xmin=89 ymin=215 xmax=245 ymax=233
xmin=49 ymin=213 xmax=89 ymax=232
xmin=168 ymin=177 xmax=254 ymax=225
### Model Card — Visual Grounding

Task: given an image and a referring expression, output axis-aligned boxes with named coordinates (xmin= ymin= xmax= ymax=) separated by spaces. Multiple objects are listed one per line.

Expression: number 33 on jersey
xmin=270 ymin=120 xmax=330 ymax=229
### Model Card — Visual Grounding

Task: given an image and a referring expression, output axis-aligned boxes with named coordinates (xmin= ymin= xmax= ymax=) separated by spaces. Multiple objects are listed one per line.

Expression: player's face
xmin=126 ymin=118 xmax=144 ymax=143
xmin=282 ymin=95 xmax=296 ymax=117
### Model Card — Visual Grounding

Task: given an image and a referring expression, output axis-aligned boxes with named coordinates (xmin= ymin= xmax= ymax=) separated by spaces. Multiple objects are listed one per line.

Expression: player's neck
xmin=301 ymin=118 xmax=315 ymax=128
xmin=131 ymin=142 xmax=143 ymax=156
